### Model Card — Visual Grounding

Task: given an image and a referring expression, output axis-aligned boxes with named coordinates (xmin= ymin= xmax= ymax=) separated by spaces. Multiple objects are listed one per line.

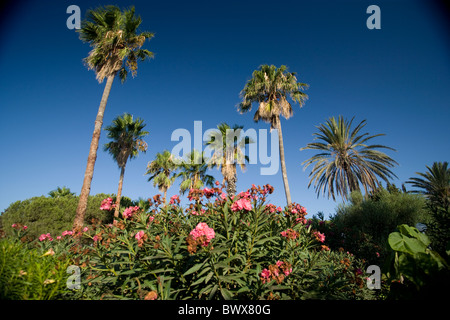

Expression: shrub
xmin=0 ymin=193 xmax=114 ymax=239
xmin=384 ymin=224 xmax=450 ymax=299
xmin=319 ymin=186 xmax=430 ymax=265
xmin=0 ymin=238 xmax=73 ymax=299
xmin=64 ymin=184 xmax=374 ymax=300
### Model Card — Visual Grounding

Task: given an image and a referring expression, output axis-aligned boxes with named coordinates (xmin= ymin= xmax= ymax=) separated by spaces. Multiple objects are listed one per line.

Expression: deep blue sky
xmin=0 ymin=0 xmax=449 ymax=218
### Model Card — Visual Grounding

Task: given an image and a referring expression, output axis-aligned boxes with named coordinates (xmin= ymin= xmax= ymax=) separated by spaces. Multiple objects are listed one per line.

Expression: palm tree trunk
xmin=73 ymin=75 xmax=115 ymax=231
xmin=275 ymin=117 xmax=292 ymax=206
xmin=114 ymin=165 xmax=126 ymax=218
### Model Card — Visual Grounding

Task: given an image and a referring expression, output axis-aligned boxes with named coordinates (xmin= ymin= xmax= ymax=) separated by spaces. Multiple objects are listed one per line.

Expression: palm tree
xmin=406 ymin=161 xmax=450 ymax=210
xmin=145 ymin=150 xmax=178 ymax=203
xmin=73 ymin=6 xmax=154 ymax=230
xmin=300 ymin=115 xmax=398 ymax=201
xmin=205 ymin=123 xmax=253 ymax=195
xmin=48 ymin=186 xmax=75 ymax=198
xmin=238 ymin=65 xmax=309 ymax=206
xmin=104 ymin=113 xmax=149 ymax=218
xmin=177 ymin=150 xmax=215 ymax=194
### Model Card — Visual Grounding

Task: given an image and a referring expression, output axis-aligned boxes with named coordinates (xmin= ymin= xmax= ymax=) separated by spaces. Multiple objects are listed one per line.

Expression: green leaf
xmin=183 ymin=260 xmax=206 ymax=277
xmin=388 ymin=232 xmax=427 ymax=255
xmin=220 ymin=287 xmax=233 ymax=300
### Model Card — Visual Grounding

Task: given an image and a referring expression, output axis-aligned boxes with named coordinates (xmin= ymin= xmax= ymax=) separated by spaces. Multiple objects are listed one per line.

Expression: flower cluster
xmin=260 ymin=260 xmax=293 ymax=284
xmin=39 ymin=233 xmax=53 ymax=241
xmin=187 ymin=222 xmax=215 ymax=253
xmin=313 ymin=231 xmax=326 ymax=243
xmin=231 ymin=197 xmax=252 ymax=212
xmin=123 ymin=206 xmax=140 ymax=219
xmin=11 ymin=223 xmax=28 ymax=230
xmin=169 ymin=195 xmax=180 ymax=205
xmin=265 ymin=204 xmax=283 ymax=214
xmin=100 ymin=197 xmax=116 ymax=211
xmin=285 ymin=202 xmax=308 ymax=224
xmin=135 ymin=230 xmax=148 ymax=247
xmin=280 ymin=228 xmax=299 ymax=240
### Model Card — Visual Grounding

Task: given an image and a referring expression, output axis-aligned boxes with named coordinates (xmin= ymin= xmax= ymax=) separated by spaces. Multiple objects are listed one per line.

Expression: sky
xmin=0 ymin=0 xmax=449 ymax=219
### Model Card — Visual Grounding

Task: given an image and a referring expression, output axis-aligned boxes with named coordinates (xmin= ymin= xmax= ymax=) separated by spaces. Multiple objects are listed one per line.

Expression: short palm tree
xmin=104 ymin=113 xmax=149 ymax=217
xmin=73 ymin=5 xmax=154 ymax=230
xmin=407 ymin=161 xmax=450 ymax=210
xmin=48 ymin=186 xmax=75 ymax=198
xmin=178 ymin=150 xmax=215 ymax=194
xmin=205 ymin=123 xmax=253 ymax=195
xmin=145 ymin=150 xmax=178 ymax=203
xmin=238 ymin=65 xmax=309 ymax=206
xmin=300 ymin=115 xmax=398 ymax=201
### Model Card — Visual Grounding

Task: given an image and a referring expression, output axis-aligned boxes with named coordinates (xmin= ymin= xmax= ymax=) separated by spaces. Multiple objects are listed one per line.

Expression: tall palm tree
xmin=205 ymin=123 xmax=253 ymax=195
xmin=406 ymin=161 xmax=450 ymax=210
xmin=73 ymin=6 xmax=154 ymax=230
xmin=238 ymin=65 xmax=309 ymax=206
xmin=104 ymin=113 xmax=149 ymax=218
xmin=300 ymin=115 xmax=398 ymax=201
xmin=145 ymin=150 xmax=178 ymax=203
xmin=178 ymin=150 xmax=215 ymax=194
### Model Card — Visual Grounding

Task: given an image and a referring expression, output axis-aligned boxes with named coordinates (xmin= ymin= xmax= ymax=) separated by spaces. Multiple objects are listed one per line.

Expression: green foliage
xmin=300 ymin=116 xmax=398 ymax=201
xmin=0 ymin=238 xmax=72 ymax=300
xmin=1 ymin=193 xmax=114 ymax=239
xmin=64 ymin=185 xmax=373 ymax=300
xmin=317 ymin=186 xmax=429 ymax=265
xmin=384 ymin=224 xmax=450 ymax=299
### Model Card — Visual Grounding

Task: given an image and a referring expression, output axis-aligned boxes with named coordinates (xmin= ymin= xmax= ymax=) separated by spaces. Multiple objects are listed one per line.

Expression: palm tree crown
xmin=238 ymin=64 xmax=308 ymax=129
xmin=177 ymin=150 xmax=215 ymax=194
xmin=104 ymin=113 xmax=148 ymax=217
xmin=407 ymin=161 xmax=450 ymax=210
xmin=104 ymin=113 xmax=148 ymax=167
xmin=145 ymin=150 xmax=178 ymax=202
xmin=78 ymin=5 xmax=154 ymax=83
xmin=238 ymin=64 xmax=309 ymax=206
xmin=301 ymin=115 xmax=398 ymax=201
xmin=205 ymin=123 xmax=253 ymax=195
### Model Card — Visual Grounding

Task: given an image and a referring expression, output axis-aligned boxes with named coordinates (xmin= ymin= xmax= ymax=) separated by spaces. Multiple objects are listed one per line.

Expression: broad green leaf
xmin=388 ymin=232 xmax=427 ymax=255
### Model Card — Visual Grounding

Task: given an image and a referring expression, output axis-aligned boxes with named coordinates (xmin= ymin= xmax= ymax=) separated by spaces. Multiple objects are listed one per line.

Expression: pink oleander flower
xmin=23 ymin=225 xmax=28 ymax=230
xmin=93 ymin=235 xmax=100 ymax=242
xmin=11 ymin=224 xmax=17 ymax=228
xmin=100 ymin=197 xmax=114 ymax=211
xmin=57 ymin=236 xmax=62 ymax=240
xmin=231 ymin=198 xmax=252 ymax=212
xmin=189 ymin=222 xmax=215 ymax=247
xmin=215 ymin=181 xmax=220 ymax=186
xmin=169 ymin=195 xmax=179 ymax=204
xmin=123 ymin=206 xmax=140 ymax=219
xmin=83 ymin=227 xmax=89 ymax=232
xmin=135 ymin=230 xmax=145 ymax=241
xmin=260 ymin=268 xmax=271 ymax=283
xmin=220 ymin=193 xmax=227 ymax=200
xmin=313 ymin=231 xmax=326 ymax=243
xmin=203 ymin=187 xmax=215 ymax=198
xmin=62 ymin=230 xmax=73 ymax=237
xmin=39 ymin=233 xmax=53 ymax=241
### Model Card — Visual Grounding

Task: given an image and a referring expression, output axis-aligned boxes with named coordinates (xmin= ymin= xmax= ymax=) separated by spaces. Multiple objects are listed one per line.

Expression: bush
xmin=384 ymin=224 xmax=450 ymax=299
xmin=314 ymin=186 xmax=430 ymax=265
xmin=60 ymin=185 xmax=375 ymax=300
xmin=0 ymin=237 xmax=73 ymax=299
xmin=0 ymin=193 xmax=114 ymax=239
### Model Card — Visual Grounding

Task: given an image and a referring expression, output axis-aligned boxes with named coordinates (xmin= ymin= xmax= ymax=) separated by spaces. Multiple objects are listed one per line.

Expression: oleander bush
xmin=1 ymin=184 xmax=376 ymax=300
